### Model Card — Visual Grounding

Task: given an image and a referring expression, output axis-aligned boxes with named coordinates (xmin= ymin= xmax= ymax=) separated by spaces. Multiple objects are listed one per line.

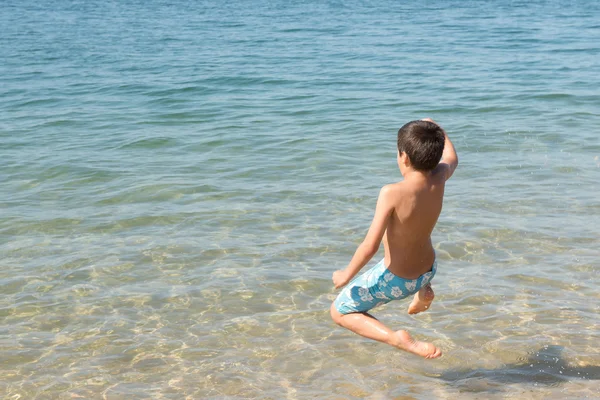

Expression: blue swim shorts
xmin=334 ymin=259 xmax=437 ymax=315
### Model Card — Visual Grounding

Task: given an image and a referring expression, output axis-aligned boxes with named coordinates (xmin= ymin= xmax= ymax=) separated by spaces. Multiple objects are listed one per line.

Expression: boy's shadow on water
xmin=438 ymin=345 xmax=600 ymax=392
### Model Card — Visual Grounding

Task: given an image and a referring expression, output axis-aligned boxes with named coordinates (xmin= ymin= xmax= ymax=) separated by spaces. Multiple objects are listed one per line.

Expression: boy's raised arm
xmin=423 ymin=118 xmax=458 ymax=181
xmin=332 ymin=185 xmax=394 ymax=289
xmin=440 ymin=129 xmax=458 ymax=180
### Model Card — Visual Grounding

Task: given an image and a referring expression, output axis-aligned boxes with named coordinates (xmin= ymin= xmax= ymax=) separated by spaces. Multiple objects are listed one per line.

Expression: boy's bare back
xmin=382 ymin=162 xmax=447 ymax=279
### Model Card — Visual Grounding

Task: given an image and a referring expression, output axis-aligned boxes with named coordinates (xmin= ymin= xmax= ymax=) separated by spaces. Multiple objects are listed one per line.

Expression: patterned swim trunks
xmin=334 ymin=258 xmax=437 ymax=315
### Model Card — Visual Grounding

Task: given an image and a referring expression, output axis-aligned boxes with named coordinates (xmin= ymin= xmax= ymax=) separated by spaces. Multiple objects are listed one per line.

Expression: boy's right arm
xmin=424 ymin=118 xmax=458 ymax=180
xmin=440 ymin=129 xmax=458 ymax=180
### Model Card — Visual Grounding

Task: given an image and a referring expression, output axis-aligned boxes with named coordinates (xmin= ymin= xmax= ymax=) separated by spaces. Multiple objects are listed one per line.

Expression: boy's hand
xmin=422 ymin=117 xmax=439 ymax=126
xmin=332 ymin=270 xmax=350 ymax=289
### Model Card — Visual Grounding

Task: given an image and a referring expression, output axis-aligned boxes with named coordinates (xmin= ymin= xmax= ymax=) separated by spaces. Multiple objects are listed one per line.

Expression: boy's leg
xmin=330 ymin=303 xmax=441 ymax=359
xmin=408 ymin=283 xmax=435 ymax=315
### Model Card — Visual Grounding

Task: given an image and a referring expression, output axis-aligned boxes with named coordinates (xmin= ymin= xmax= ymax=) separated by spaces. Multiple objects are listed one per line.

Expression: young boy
xmin=330 ymin=118 xmax=458 ymax=359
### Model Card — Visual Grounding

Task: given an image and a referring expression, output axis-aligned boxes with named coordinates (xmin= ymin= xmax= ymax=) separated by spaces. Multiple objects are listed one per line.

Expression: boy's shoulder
xmin=379 ymin=181 xmax=411 ymax=202
xmin=379 ymin=176 xmax=445 ymax=202
xmin=381 ymin=181 xmax=405 ymax=192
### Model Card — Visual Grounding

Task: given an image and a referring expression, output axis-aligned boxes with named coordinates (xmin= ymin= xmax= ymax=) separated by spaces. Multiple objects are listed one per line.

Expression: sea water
xmin=1 ymin=0 xmax=599 ymax=398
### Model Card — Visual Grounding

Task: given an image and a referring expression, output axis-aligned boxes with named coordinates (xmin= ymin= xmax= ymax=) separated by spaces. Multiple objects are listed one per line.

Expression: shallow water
xmin=1 ymin=0 xmax=599 ymax=398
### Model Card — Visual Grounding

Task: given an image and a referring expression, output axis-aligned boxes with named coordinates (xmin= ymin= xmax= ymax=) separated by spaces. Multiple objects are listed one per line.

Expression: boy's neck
xmin=401 ymin=168 xmax=431 ymax=182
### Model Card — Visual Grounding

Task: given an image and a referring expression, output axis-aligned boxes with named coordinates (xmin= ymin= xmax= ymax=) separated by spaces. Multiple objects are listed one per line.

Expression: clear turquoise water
xmin=1 ymin=0 xmax=599 ymax=398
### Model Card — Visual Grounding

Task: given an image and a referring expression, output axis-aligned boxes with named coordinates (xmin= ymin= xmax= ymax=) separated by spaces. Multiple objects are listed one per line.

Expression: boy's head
xmin=397 ymin=120 xmax=445 ymax=172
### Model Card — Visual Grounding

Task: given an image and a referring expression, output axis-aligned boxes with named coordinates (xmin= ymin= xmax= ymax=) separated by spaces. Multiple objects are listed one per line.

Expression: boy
xmin=330 ymin=118 xmax=458 ymax=359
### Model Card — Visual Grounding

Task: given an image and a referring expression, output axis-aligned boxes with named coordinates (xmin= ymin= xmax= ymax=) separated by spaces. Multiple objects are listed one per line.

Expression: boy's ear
xmin=399 ymin=151 xmax=411 ymax=167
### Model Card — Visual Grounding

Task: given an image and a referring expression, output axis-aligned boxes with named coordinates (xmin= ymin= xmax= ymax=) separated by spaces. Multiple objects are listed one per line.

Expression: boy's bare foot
xmin=408 ymin=284 xmax=434 ymax=315
xmin=392 ymin=330 xmax=442 ymax=359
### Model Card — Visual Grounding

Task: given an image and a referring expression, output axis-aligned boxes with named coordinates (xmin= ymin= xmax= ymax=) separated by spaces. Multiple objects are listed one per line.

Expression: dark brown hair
xmin=397 ymin=120 xmax=445 ymax=171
